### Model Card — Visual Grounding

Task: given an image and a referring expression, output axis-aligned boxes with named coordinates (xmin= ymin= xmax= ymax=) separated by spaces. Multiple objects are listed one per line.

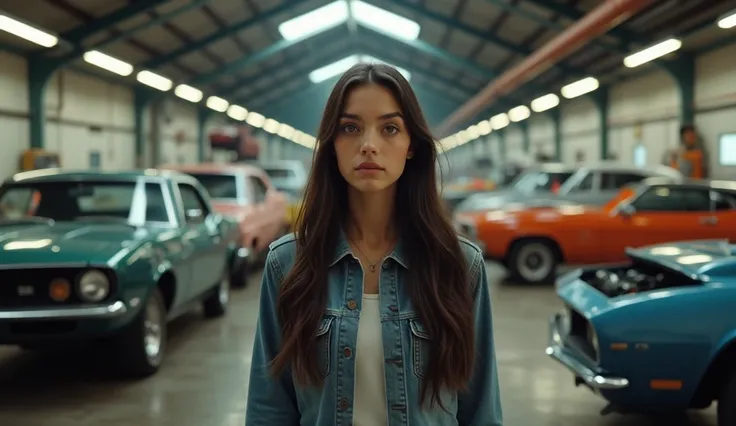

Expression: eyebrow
xmin=340 ymin=112 xmax=403 ymax=120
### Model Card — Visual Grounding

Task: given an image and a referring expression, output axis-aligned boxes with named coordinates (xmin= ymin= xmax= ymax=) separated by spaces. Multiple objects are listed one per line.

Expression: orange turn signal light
xmin=49 ymin=278 xmax=71 ymax=302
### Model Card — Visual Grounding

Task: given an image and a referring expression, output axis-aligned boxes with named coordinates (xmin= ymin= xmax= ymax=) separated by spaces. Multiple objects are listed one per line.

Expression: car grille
xmin=0 ymin=267 xmax=116 ymax=308
xmin=567 ymin=308 xmax=598 ymax=363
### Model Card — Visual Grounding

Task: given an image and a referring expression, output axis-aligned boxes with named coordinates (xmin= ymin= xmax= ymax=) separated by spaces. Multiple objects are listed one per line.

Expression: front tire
xmin=718 ymin=370 xmax=736 ymax=425
xmin=230 ymin=259 xmax=249 ymax=289
xmin=506 ymin=239 xmax=558 ymax=284
xmin=113 ymin=288 xmax=167 ymax=377
xmin=203 ymin=275 xmax=229 ymax=318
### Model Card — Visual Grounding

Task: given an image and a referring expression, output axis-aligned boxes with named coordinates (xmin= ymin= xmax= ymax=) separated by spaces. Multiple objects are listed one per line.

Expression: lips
xmin=356 ymin=161 xmax=384 ymax=171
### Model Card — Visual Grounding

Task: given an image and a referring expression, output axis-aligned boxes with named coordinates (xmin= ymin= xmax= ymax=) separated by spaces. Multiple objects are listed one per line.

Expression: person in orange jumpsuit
xmin=671 ymin=124 xmax=706 ymax=179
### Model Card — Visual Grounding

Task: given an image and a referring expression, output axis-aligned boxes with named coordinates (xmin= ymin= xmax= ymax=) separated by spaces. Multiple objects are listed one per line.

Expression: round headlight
xmin=77 ymin=270 xmax=110 ymax=302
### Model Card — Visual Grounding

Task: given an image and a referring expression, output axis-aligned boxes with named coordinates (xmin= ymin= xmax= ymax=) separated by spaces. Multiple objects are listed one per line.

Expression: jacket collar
xmin=329 ymin=227 xmax=408 ymax=269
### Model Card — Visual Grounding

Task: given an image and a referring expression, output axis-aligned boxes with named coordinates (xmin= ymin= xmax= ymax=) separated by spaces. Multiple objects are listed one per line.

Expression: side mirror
xmin=185 ymin=209 xmax=204 ymax=222
xmin=619 ymin=204 xmax=636 ymax=218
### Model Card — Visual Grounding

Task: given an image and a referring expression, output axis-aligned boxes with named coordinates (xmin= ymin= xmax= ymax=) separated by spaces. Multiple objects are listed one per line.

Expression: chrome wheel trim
xmin=516 ymin=243 xmax=554 ymax=282
xmin=143 ymin=299 xmax=163 ymax=364
xmin=218 ymin=276 xmax=230 ymax=306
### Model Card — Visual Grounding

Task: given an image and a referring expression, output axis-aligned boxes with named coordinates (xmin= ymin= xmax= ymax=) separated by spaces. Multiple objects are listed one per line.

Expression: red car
xmin=162 ymin=163 xmax=288 ymax=287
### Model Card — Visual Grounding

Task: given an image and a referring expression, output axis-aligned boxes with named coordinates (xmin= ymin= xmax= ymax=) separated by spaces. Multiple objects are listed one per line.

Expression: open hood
xmin=627 ymin=240 xmax=736 ymax=278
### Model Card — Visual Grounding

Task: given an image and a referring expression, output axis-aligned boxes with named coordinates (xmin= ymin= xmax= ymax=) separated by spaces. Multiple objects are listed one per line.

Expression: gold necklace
xmin=350 ymin=240 xmax=393 ymax=273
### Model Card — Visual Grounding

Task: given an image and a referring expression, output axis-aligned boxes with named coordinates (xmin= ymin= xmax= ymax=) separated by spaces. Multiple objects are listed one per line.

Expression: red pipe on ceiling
xmin=436 ymin=0 xmax=658 ymax=137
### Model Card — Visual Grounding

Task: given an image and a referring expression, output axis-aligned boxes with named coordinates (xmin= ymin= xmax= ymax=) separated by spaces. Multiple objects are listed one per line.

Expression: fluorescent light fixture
xmin=508 ymin=105 xmax=531 ymax=122
xmin=227 ymin=105 xmax=249 ymax=121
xmin=623 ymin=38 xmax=682 ymax=68
xmin=278 ymin=0 xmax=349 ymax=41
xmin=561 ymin=77 xmax=599 ymax=99
xmin=531 ymin=93 xmax=560 ymax=112
xmin=718 ymin=10 xmax=736 ymax=29
xmin=361 ymin=55 xmax=411 ymax=80
xmin=490 ymin=113 xmax=510 ymax=130
xmin=174 ymin=84 xmax=203 ymax=103
xmin=263 ymin=118 xmax=280 ymax=134
xmin=0 ymin=14 xmax=58 ymax=47
xmin=82 ymin=50 xmax=133 ymax=77
xmin=136 ymin=70 xmax=172 ymax=92
xmin=278 ymin=124 xmax=295 ymax=140
xmin=466 ymin=125 xmax=480 ymax=140
xmin=477 ymin=120 xmax=492 ymax=136
xmin=206 ymin=96 xmax=229 ymax=112
xmin=246 ymin=112 xmax=266 ymax=128
xmin=352 ymin=0 xmax=421 ymax=41
xmin=309 ymin=55 xmax=360 ymax=83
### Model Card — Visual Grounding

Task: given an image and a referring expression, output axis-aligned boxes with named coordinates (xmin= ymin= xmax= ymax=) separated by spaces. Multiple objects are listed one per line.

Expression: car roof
xmin=161 ymin=163 xmax=263 ymax=176
xmin=5 ymin=168 xmax=198 ymax=185
xmin=530 ymin=162 xmax=576 ymax=173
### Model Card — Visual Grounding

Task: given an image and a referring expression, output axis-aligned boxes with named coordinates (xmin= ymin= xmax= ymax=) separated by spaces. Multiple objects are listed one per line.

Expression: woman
xmin=245 ymin=63 xmax=503 ymax=426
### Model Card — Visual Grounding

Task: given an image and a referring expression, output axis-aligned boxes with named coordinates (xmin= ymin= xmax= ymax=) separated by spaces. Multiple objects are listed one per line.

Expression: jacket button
xmin=338 ymin=399 xmax=349 ymax=410
xmin=382 ymin=262 xmax=389 ymax=269
xmin=347 ymin=300 xmax=357 ymax=310
xmin=343 ymin=347 xmax=352 ymax=357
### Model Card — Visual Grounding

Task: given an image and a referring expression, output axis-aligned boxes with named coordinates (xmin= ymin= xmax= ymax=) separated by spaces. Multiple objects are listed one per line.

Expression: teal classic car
xmin=546 ymin=240 xmax=736 ymax=425
xmin=0 ymin=169 xmax=244 ymax=376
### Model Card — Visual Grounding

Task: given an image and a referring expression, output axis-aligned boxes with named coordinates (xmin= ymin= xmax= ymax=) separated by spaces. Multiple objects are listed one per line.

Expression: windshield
xmin=187 ymin=173 xmax=240 ymax=201
xmin=264 ymin=168 xmax=297 ymax=179
xmin=0 ymin=180 xmax=172 ymax=226
xmin=511 ymin=170 xmax=573 ymax=193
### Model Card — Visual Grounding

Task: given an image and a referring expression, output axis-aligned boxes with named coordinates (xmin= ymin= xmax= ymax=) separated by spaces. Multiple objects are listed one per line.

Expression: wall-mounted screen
xmin=719 ymin=132 xmax=736 ymax=166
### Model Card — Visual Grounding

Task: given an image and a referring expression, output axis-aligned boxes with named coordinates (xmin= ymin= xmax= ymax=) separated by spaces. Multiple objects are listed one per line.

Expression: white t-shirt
xmin=352 ymin=294 xmax=388 ymax=425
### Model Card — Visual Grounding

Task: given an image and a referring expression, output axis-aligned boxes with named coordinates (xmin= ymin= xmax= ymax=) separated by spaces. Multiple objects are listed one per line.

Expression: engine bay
xmin=582 ymin=260 xmax=701 ymax=297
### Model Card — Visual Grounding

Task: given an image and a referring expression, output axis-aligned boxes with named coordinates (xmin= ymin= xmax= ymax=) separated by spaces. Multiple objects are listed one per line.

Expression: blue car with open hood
xmin=546 ymin=239 xmax=736 ymax=424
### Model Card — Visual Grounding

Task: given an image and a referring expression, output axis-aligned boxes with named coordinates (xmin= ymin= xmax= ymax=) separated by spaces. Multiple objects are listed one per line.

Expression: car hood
xmin=0 ymin=221 xmax=158 ymax=266
xmin=627 ymin=239 xmax=736 ymax=278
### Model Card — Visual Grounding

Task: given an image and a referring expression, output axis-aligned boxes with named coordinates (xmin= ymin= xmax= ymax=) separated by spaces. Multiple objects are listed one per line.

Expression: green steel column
xmin=549 ymin=108 xmax=562 ymax=161
xmin=133 ymin=88 xmax=152 ymax=168
xmin=664 ymin=55 xmax=695 ymax=124
xmin=27 ymin=58 xmax=61 ymax=149
xmin=591 ymin=86 xmax=610 ymax=161
xmin=520 ymin=121 xmax=530 ymax=153
xmin=197 ymin=108 xmax=211 ymax=162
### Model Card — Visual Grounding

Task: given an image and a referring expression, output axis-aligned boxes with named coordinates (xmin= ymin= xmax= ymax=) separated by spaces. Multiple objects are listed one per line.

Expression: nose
xmin=359 ymin=131 xmax=379 ymax=155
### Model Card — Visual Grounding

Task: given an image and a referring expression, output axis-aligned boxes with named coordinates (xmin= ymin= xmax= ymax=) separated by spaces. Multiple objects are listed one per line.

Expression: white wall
xmin=0 ymin=50 xmax=306 ymax=180
xmin=526 ymin=42 xmax=736 ymax=179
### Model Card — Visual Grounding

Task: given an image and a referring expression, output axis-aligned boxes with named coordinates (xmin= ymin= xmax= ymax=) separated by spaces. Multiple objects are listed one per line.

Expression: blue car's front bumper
xmin=546 ymin=313 xmax=629 ymax=391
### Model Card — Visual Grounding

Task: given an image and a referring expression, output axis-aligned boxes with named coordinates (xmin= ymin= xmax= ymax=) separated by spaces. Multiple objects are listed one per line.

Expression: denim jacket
xmin=245 ymin=232 xmax=503 ymax=426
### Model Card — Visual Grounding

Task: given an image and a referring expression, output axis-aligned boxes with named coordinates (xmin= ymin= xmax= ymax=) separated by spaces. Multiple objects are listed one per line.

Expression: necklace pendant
xmin=370 ymin=264 xmax=376 ymax=272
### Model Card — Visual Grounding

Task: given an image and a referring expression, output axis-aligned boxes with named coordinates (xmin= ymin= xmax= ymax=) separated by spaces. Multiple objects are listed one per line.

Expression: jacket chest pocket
xmin=316 ymin=316 xmax=336 ymax=378
xmin=409 ymin=319 xmax=430 ymax=379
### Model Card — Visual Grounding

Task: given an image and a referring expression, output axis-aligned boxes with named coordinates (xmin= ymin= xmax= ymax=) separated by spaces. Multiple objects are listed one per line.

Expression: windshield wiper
xmin=0 ymin=216 xmax=55 ymax=225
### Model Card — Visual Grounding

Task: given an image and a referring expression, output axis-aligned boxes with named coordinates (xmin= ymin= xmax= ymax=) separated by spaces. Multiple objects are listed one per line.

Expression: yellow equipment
xmin=19 ymin=149 xmax=61 ymax=171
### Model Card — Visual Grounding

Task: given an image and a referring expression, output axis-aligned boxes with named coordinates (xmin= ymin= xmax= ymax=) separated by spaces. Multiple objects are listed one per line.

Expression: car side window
xmin=249 ymin=177 xmax=268 ymax=204
xmin=600 ymin=172 xmax=647 ymax=190
xmin=632 ymin=187 xmax=711 ymax=212
xmin=574 ymin=173 xmax=594 ymax=192
xmin=178 ymin=184 xmax=209 ymax=224
xmin=712 ymin=190 xmax=736 ymax=211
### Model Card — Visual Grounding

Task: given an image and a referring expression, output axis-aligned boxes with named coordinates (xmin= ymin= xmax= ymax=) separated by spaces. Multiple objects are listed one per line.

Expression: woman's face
xmin=334 ymin=83 xmax=413 ymax=194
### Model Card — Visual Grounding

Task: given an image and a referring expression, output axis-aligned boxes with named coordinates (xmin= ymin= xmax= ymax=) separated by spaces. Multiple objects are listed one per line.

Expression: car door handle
xmin=699 ymin=216 xmax=718 ymax=225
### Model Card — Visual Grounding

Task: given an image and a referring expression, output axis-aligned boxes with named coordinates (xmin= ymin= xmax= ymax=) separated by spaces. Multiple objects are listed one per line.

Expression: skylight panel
xmin=278 ymin=0 xmax=349 ymax=41
xmin=309 ymin=55 xmax=361 ymax=83
xmin=352 ymin=0 xmax=421 ymax=41
xmin=360 ymin=55 xmax=411 ymax=81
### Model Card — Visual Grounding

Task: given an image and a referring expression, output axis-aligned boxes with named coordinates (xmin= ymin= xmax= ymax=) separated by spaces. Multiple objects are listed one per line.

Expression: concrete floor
xmin=0 ymin=263 xmax=717 ymax=426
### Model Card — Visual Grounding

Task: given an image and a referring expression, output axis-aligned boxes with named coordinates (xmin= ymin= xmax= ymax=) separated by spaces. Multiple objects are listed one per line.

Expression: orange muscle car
xmin=162 ymin=163 xmax=288 ymax=287
xmin=454 ymin=178 xmax=736 ymax=284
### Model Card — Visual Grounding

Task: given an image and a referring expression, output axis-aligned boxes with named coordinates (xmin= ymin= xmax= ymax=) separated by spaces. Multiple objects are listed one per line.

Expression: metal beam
xmin=142 ymin=0 xmax=311 ymax=69
xmin=60 ymin=0 xmax=171 ymax=43
xmin=189 ymin=26 xmax=347 ymax=86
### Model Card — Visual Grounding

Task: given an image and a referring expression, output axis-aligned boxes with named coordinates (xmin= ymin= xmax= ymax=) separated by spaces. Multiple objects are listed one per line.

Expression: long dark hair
xmin=271 ymin=63 xmax=475 ymax=408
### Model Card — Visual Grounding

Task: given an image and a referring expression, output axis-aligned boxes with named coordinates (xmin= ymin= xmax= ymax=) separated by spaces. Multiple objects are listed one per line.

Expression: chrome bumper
xmin=545 ymin=313 xmax=629 ymax=390
xmin=0 ymin=301 xmax=128 ymax=320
